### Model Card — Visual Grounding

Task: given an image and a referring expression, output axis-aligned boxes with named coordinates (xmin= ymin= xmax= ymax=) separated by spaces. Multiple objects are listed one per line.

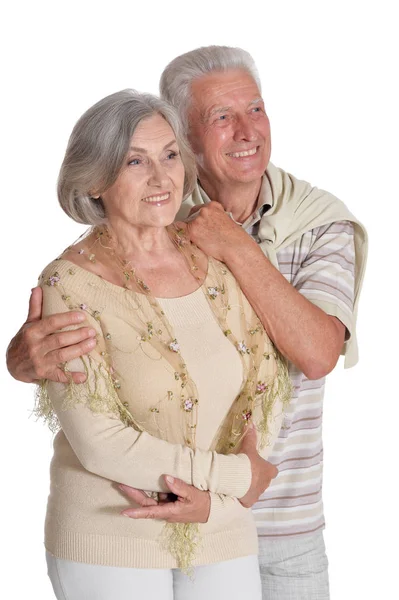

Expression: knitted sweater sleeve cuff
xmin=191 ymin=451 xmax=251 ymax=498
xmin=207 ymin=492 xmax=251 ymax=525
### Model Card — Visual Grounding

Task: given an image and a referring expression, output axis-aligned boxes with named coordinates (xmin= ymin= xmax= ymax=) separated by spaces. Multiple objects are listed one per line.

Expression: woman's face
xmin=101 ymin=114 xmax=185 ymax=230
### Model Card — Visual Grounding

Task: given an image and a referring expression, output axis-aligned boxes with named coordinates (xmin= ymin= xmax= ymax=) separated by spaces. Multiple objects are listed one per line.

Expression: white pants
xmin=46 ymin=551 xmax=262 ymax=600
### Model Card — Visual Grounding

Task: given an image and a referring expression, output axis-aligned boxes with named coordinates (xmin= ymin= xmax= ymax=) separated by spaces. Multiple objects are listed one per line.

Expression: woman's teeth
xmin=142 ymin=193 xmax=170 ymax=204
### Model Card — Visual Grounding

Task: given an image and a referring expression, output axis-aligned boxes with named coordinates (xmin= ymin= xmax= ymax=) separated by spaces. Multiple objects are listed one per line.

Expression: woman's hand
xmin=119 ymin=475 xmax=211 ymax=523
xmin=6 ymin=287 xmax=96 ymax=383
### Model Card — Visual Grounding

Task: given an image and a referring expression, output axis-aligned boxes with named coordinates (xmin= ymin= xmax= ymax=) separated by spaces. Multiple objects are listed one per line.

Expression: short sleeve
xmin=289 ymin=221 xmax=356 ymax=339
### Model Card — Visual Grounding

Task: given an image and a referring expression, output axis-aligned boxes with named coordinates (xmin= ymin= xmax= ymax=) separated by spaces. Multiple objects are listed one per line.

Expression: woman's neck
xmin=106 ymin=219 xmax=176 ymax=263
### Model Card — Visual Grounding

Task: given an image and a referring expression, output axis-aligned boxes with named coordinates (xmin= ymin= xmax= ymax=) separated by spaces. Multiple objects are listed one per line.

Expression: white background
xmin=1 ymin=1 xmax=397 ymax=598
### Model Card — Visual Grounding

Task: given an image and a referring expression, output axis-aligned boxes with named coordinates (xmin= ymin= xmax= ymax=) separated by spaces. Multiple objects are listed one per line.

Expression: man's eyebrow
xmin=128 ymin=140 xmax=177 ymax=153
xmin=202 ymin=106 xmax=231 ymax=121
xmin=249 ymin=97 xmax=264 ymax=106
xmin=202 ymin=99 xmax=264 ymax=122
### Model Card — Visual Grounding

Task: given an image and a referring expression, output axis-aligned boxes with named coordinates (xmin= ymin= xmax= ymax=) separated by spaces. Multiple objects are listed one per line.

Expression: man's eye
xmin=218 ymin=115 xmax=227 ymax=120
xmin=252 ymin=107 xmax=261 ymax=113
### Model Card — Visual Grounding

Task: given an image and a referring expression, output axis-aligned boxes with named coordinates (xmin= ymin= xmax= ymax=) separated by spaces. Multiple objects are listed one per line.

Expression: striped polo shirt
xmin=246 ymin=203 xmax=355 ymax=538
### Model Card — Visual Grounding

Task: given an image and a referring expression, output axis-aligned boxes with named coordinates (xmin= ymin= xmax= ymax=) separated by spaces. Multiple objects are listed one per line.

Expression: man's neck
xmin=198 ymin=176 xmax=262 ymax=224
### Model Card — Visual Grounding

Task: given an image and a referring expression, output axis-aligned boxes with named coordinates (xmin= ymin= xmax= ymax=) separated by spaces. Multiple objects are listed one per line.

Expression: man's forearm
xmin=224 ymin=241 xmax=345 ymax=379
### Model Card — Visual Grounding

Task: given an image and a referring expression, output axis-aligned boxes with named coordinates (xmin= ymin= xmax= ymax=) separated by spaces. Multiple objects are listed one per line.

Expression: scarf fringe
xmin=258 ymin=353 xmax=293 ymax=449
xmin=161 ymin=522 xmax=200 ymax=575
xmin=34 ymin=356 xmax=141 ymax=432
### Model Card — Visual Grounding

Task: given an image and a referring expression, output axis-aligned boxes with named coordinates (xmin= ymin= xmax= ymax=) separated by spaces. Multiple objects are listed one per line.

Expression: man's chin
xmin=228 ymin=166 xmax=266 ymax=184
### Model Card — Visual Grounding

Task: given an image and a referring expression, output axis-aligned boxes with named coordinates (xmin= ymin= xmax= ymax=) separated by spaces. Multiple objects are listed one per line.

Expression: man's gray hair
xmin=159 ymin=45 xmax=261 ymax=133
xmin=58 ymin=89 xmax=197 ymax=226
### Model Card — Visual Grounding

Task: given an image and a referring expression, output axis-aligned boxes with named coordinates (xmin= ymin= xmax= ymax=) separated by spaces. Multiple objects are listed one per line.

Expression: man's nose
xmin=233 ymin=115 xmax=257 ymax=142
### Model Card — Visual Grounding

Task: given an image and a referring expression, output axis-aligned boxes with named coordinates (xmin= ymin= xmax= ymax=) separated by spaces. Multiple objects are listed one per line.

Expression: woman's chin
xmin=147 ymin=207 xmax=180 ymax=228
xmin=144 ymin=214 xmax=178 ymax=229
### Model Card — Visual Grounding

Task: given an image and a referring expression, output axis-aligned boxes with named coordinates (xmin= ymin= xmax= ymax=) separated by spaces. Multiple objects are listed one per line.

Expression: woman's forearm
xmin=47 ymin=377 xmax=251 ymax=497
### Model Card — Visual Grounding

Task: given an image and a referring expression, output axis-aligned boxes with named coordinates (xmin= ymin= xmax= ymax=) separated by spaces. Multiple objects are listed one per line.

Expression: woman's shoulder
xmin=38 ymin=257 xmax=72 ymax=283
xmin=38 ymin=230 xmax=102 ymax=285
xmin=38 ymin=255 xmax=109 ymax=323
xmin=37 ymin=255 xmax=98 ymax=296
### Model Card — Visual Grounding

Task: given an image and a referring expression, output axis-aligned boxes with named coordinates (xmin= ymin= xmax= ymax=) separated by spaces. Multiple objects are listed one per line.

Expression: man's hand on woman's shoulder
xmin=6 ymin=287 xmax=96 ymax=384
xmin=185 ymin=201 xmax=256 ymax=263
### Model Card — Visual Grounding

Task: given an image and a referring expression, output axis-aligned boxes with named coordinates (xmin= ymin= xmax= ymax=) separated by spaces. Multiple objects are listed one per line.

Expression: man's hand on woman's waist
xmin=119 ymin=425 xmax=278 ymax=523
xmin=119 ymin=476 xmax=211 ymax=523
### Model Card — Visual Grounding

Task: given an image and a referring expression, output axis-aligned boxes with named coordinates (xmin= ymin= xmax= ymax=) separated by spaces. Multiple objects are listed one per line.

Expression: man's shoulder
xmin=266 ymin=162 xmax=314 ymax=200
xmin=266 ymin=162 xmax=345 ymax=214
xmin=262 ymin=163 xmax=362 ymax=250
xmin=275 ymin=220 xmax=355 ymax=266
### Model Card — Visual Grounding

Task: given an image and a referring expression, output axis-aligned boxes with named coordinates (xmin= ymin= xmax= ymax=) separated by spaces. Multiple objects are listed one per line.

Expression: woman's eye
xmin=128 ymin=158 xmax=141 ymax=166
xmin=166 ymin=151 xmax=179 ymax=160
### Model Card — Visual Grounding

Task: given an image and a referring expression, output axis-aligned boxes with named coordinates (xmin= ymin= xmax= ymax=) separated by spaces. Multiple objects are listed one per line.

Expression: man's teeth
xmin=142 ymin=193 xmax=170 ymax=203
xmin=227 ymin=147 xmax=257 ymax=158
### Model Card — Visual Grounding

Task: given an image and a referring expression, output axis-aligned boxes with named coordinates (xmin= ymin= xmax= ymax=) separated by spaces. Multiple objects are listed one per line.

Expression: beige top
xmin=39 ymin=258 xmax=284 ymax=568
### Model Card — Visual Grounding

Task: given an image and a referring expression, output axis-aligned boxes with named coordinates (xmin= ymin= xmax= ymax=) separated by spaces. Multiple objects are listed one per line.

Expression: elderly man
xmin=7 ymin=46 xmax=366 ymax=600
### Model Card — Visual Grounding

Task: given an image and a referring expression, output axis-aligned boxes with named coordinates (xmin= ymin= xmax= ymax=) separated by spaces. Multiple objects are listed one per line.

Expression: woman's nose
xmin=147 ymin=163 xmax=168 ymax=187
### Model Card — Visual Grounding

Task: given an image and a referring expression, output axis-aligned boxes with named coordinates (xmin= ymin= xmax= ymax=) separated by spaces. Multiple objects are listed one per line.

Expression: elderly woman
xmin=36 ymin=89 xmax=291 ymax=600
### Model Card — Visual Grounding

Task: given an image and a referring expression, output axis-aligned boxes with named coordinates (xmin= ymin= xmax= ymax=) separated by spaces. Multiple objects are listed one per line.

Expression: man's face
xmin=187 ymin=69 xmax=271 ymax=187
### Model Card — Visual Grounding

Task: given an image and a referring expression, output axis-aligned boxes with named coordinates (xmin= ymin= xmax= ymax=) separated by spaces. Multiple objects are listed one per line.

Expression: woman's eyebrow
xmin=128 ymin=139 xmax=177 ymax=153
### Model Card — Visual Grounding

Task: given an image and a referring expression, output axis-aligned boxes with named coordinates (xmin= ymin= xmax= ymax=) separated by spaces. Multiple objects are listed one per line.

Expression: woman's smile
xmin=141 ymin=192 xmax=171 ymax=205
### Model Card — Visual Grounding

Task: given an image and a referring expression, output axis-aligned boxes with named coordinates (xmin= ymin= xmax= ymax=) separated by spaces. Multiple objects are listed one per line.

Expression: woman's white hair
xmin=58 ymin=89 xmax=197 ymax=226
xmin=159 ymin=45 xmax=261 ymax=133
